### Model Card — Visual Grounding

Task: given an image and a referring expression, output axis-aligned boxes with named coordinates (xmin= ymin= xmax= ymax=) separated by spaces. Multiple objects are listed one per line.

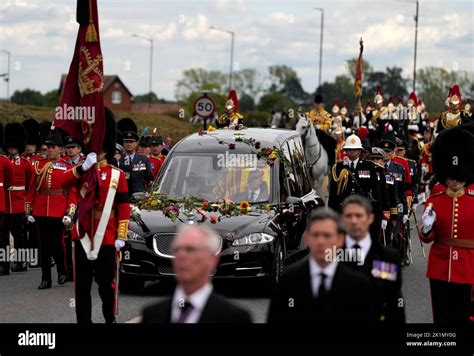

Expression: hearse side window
xmin=282 ymin=141 xmax=299 ymax=198
xmin=291 ymin=136 xmax=313 ymax=196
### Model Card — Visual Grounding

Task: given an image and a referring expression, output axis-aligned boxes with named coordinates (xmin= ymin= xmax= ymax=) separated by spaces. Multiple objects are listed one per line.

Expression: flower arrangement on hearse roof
xmin=131 ymin=126 xmax=292 ymax=224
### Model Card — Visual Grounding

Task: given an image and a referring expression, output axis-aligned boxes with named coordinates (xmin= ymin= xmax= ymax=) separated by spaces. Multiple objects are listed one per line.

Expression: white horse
xmin=295 ymin=113 xmax=329 ymax=198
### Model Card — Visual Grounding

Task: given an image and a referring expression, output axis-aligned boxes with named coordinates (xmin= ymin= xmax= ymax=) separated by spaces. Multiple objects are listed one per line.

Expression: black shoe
xmin=58 ymin=274 xmax=67 ymax=285
xmin=38 ymin=280 xmax=52 ymax=289
xmin=11 ymin=263 xmax=27 ymax=272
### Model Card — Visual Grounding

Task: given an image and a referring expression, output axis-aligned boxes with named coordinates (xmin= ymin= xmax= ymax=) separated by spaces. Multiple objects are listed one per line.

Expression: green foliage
xmin=133 ymin=92 xmax=167 ymax=103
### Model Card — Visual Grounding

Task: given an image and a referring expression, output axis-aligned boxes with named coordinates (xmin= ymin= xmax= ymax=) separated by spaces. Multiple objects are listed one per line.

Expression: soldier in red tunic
xmin=2 ymin=123 xmax=35 ymax=272
xmin=27 ymin=129 xmax=78 ymax=289
xmin=148 ymin=135 xmax=165 ymax=179
xmin=420 ymin=126 xmax=474 ymax=323
xmin=62 ymin=109 xmax=130 ymax=323
xmin=0 ymin=147 xmax=13 ymax=276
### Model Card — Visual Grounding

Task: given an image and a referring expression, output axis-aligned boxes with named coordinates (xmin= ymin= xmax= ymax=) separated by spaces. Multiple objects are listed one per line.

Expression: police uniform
xmin=420 ymin=126 xmax=474 ymax=323
xmin=1 ymin=124 xmax=34 ymax=272
xmin=328 ymin=135 xmax=381 ymax=214
xmin=27 ymin=130 xmax=78 ymax=289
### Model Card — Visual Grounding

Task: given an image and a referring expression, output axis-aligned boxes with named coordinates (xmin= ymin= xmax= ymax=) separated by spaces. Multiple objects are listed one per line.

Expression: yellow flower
xmin=207 ymin=125 xmax=217 ymax=132
xmin=150 ymin=199 xmax=158 ymax=207
xmin=240 ymin=200 xmax=249 ymax=214
xmin=270 ymin=151 xmax=278 ymax=159
xmin=265 ymin=204 xmax=271 ymax=211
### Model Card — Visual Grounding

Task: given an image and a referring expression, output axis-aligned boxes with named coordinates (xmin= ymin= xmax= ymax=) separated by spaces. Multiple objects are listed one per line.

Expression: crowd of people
xmin=0 ymin=81 xmax=473 ymax=325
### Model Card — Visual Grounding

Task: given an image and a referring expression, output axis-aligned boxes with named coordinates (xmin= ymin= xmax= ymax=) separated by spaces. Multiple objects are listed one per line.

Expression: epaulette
xmin=467 ymin=189 xmax=474 ymax=196
xmin=428 ymin=190 xmax=445 ymax=199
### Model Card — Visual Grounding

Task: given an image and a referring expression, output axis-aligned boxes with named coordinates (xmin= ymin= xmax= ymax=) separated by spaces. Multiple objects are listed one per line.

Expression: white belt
xmin=0 ymin=183 xmax=3 ymax=187
xmin=9 ymin=186 xmax=25 ymax=191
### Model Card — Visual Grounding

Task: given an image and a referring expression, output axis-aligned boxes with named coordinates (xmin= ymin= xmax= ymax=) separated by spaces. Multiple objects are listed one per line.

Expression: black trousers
xmin=63 ymin=229 xmax=74 ymax=279
xmin=36 ymin=217 xmax=66 ymax=282
xmin=430 ymin=279 xmax=472 ymax=323
xmin=0 ymin=212 xmax=6 ymax=272
xmin=74 ymin=241 xmax=117 ymax=324
xmin=26 ymin=219 xmax=40 ymax=265
xmin=2 ymin=213 xmax=27 ymax=250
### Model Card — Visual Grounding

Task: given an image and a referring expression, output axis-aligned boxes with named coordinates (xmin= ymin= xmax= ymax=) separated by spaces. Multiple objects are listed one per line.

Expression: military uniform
xmin=27 ymin=130 xmax=78 ymax=289
xmin=328 ymin=158 xmax=381 ymax=213
xmin=384 ymin=159 xmax=406 ymax=249
xmin=436 ymin=85 xmax=467 ymax=134
xmin=343 ymin=238 xmax=405 ymax=322
xmin=63 ymin=158 xmax=130 ymax=323
xmin=148 ymin=154 xmax=165 ymax=179
xmin=0 ymin=155 xmax=13 ymax=275
xmin=420 ymin=126 xmax=474 ymax=323
xmin=119 ymin=152 xmax=153 ymax=196
xmin=217 ymin=90 xmax=244 ymax=128
xmin=307 ymin=108 xmax=332 ymax=133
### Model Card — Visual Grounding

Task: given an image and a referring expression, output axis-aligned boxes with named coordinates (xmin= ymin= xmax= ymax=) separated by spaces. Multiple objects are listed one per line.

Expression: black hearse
xmin=120 ymin=128 xmax=324 ymax=291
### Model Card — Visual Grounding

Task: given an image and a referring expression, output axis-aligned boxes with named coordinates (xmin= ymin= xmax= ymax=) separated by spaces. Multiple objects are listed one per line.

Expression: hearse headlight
xmin=232 ymin=233 xmax=274 ymax=246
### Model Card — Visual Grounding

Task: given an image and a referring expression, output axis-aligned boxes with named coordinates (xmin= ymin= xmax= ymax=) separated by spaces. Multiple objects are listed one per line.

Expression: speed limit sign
xmin=193 ymin=94 xmax=216 ymax=119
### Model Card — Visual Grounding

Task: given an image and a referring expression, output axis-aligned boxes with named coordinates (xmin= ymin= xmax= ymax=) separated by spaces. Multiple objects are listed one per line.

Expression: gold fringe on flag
xmin=85 ymin=0 xmax=98 ymax=43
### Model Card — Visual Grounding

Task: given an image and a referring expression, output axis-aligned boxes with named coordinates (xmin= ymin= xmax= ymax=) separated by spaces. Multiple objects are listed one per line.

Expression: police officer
xmin=420 ymin=126 xmax=474 ymax=323
xmin=27 ymin=129 xmax=78 ymax=289
xmin=328 ymin=134 xmax=381 ymax=219
xmin=119 ymin=130 xmax=153 ymax=197
xmin=3 ymin=123 xmax=35 ymax=272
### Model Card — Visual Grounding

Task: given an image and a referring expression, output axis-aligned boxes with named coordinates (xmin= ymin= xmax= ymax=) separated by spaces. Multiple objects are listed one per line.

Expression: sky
xmin=0 ymin=0 xmax=473 ymax=101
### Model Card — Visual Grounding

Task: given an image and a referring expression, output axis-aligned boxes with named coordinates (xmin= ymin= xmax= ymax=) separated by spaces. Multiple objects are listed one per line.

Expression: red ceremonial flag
xmin=354 ymin=38 xmax=363 ymax=97
xmin=54 ymin=0 xmax=105 ymax=239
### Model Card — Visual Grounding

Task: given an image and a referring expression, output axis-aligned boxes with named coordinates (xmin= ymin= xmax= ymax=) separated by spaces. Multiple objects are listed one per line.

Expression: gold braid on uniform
xmin=441 ymin=111 xmax=461 ymax=129
xmin=422 ymin=144 xmax=432 ymax=159
xmin=370 ymin=111 xmax=381 ymax=126
xmin=34 ymin=161 xmax=53 ymax=191
xmin=332 ymin=165 xmax=350 ymax=196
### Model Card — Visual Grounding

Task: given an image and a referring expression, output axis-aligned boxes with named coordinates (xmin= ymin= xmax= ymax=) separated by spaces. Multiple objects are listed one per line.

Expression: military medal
xmin=101 ymin=172 xmax=107 ymax=181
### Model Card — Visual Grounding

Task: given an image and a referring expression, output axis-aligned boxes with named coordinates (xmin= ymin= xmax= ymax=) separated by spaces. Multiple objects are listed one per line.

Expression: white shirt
xmin=248 ymin=188 xmax=260 ymax=202
xmin=345 ymin=233 xmax=372 ymax=265
xmin=308 ymin=257 xmax=338 ymax=297
xmin=349 ymin=157 xmax=359 ymax=169
xmin=171 ymin=283 xmax=213 ymax=323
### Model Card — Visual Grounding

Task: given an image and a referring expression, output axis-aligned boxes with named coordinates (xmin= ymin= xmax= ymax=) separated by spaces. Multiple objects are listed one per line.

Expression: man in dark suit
xmin=142 ymin=224 xmax=251 ymax=323
xmin=341 ymin=195 xmax=405 ymax=322
xmin=267 ymin=208 xmax=375 ymax=323
xmin=234 ymin=170 xmax=269 ymax=203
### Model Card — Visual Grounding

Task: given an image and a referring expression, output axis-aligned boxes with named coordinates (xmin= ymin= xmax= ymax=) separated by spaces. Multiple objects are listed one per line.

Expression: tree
xmin=11 ymin=89 xmax=44 ymax=106
xmin=366 ymin=67 xmax=408 ymax=102
xmin=175 ymin=68 xmax=228 ymax=101
xmin=417 ymin=67 xmax=473 ymax=116
xmin=315 ymin=75 xmax=356 ymax=111
xmin=133 ymin=92 xmax=166 ymax=103
xmin=257 ymin=92 xmax=294 ymax=112
xmin=42 ymin=89 xmax=60 ymax=107
xmin=233 ymin=69 xmax=265 ymax=100
xmin=267 ymin=65 xmax=309 ymax=105
xmin=239 ymin=93 xmax=255 ymax=112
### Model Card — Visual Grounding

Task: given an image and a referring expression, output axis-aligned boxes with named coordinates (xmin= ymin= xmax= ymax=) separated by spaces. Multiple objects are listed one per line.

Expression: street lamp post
xmin=0 ymin=49 xmax=11 ymax=101
xmin=132 ymin=34 xmax=154 ymax=109
xmin=314 ymin=8 xmax=324 ymax=91
xmin=210 ymin=26 xmax=235 ymax=91
xmin=413 ymin=0 xmax=419 ymax=92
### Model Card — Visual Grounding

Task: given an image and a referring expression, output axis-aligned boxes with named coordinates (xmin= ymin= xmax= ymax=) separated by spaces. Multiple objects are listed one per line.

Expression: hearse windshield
xmin=155 ymin=153 xmax=272 ymax=204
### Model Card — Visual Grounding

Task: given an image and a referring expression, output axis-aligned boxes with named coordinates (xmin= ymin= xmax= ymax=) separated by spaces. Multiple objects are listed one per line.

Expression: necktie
xmin=318 ymin=273 xmax=327 ymax=298
xmin=352 ymin=243 xmax=362 ymax=264
xmin=177 ymin=301 xmax=194 ymax=323
xmin=385 ymin=163 xmax=389 ymax=170
xmin=350 ymin=161 xmax=355 ymax=171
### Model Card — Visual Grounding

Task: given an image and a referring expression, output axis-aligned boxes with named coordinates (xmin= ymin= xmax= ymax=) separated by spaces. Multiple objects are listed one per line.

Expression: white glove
xmin=403 ymin=215 xmax=409 ymax=224
xmin=82 ymin=152 xmax=97 ymax=171
xmin=422 ymin=207 xmax=436 ymax=233
xmin=115 ymin=239 xmax=126 ymax=251
xmin=381 ymin=220 xmax=388 ymax=230
xmin=62 ymin=215 xmax=72 ymax=226
xmin=27 ymin=215 xmax=35 ymax=223
xmin=315 ymin=124 xmax=321 ymax=129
